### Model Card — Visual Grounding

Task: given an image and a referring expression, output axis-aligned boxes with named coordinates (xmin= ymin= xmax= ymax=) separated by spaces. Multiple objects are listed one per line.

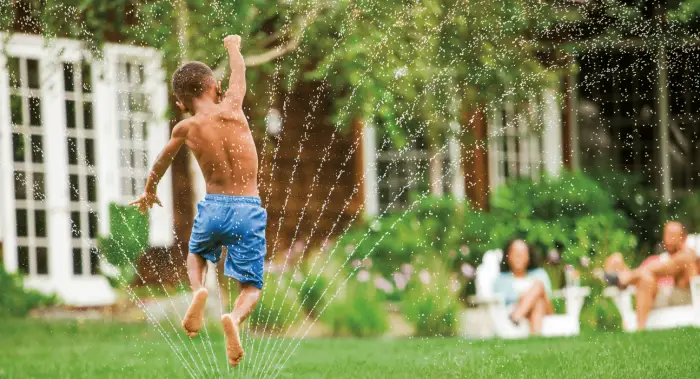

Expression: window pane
xmin=88 ymin=212 xmax=98 ymax=238
xmin=63 ymin=63 xmax=74 ymax=92
xmin=119 ymin=120 xmax=129 ymax=139
xmin=85 ymin=138 xmax=95 ymax=166
xmin=83 ymin=101 xmax=93 ymax=129
xmin=14 ymin=171 xmax=26 ymax=200
xmin=70 ymin=211 xmax=81 ymax=238
xmin=12 ymin=133 xmax=25 ymax=162
xmin=121 ymin=177 xmax=131 ymax=196
xmin=8 ymin=57 xmax=20 ymax=88
xmin=36 ymin=247 xmax=48 ymax=274
xmin=69 ymin=174 xmax=80 ymax=201
xmin=29 ymin=97 xmax=41 ymax=125
xmin=140 ymin=121 xmax=148 ymax=139
xmin=27 ymin=59 xmax=39 ymax=89
xmin=32 ymin=173 xmax=45 ymax=201
xmin=87 ymin=175 xmax=97 ymax=202
xmin=10 ymin=95 xmax=22 ymax=125
xmin=65 ymin=100 xmax=76 ymax=129
xmin=137 ymin=64 xmax=145 ymax=84
xmin=31 ymin=135 xmax=43 ymax=163
xmin=67 ymin=137 xmax=78 ymax=165
xmin=18 ymin=246 xmax=29 ymax=275
xmin=120 ymin=149 xmax=131 ymax=168
xmin=16 ymin=209 xmax=28 ymax=237
xmin=82 ymin=62 xmax=92 ymax=93
xmin=35 ymin=210 xmax=46 ymax=237
xmin=89 ymin=248 xmax=100 ymax=275
xmin=73 ymin=248 xmax=83 ymax=275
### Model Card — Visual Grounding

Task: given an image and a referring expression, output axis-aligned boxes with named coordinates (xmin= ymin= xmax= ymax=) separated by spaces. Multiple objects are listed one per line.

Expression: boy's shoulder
xmin=173 ymin=117 xmax=197 ymax=138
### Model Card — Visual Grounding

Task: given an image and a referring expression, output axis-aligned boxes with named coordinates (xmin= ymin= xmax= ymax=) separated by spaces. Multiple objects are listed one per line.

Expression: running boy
xmin=130 ymin=35 xmax=266 ymax=367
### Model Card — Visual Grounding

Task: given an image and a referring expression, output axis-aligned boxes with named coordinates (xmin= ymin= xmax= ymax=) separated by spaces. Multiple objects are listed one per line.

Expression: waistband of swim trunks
xmin=204 ymin=194 xmax=261 ymax=205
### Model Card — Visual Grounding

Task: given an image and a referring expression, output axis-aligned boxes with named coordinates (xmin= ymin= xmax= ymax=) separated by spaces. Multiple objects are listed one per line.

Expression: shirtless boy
xmin=130 ymin=35 xmax=266 ymax=367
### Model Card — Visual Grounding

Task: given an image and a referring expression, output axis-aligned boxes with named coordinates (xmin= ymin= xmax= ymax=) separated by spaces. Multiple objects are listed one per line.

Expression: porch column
xmin=543 ymin=88 xmax=563 ymax=177
xmin=362 ymin=122 xmax=379 ymax=217
xmin=657 ymin=45 xmax=672 ymax=203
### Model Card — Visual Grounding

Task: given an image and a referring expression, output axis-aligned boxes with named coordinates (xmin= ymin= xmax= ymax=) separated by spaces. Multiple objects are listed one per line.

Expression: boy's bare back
xmin=130 ymin=34 xmax=257 ymax=213
xmin=177 ymin=106 xmax=258 ymax=197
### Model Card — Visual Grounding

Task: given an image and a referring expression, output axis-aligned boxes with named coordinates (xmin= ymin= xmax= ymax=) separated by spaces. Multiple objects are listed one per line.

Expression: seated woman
xmin=493 ymin=239 xmax=554 ymax=335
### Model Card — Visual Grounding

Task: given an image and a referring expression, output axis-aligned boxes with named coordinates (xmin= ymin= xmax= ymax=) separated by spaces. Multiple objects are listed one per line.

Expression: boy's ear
xmin=216 ymin=80 xmax=223 ymax=101
xmin=176 ymin=100 xmax=186 ymax=113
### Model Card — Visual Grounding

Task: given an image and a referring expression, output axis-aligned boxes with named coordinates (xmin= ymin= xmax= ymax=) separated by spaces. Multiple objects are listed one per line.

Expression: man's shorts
xmin=654 ymin=286 xmax=692 ymax=308
xmin=188 ymin=194 xmax=267 ymax=289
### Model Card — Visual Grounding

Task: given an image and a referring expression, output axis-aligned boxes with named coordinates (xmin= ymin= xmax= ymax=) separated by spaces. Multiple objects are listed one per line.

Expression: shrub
xmin=0 ymin=264 xmax=57 ymax=317
xmin=579 ymin=282 xmax=623 ymax=333
xmin=98 ymin=203 xmax=149 ymax=284
xmin=295 ymin=249 xmax=343 ymax=317
xmin=401 ymin=265 xmax=460 ymax=336
xmin=490 ymin=172 xmax=638 ymax=266
xmin=249 ymin=273 xmax=302 ymax=332
xmin=321 ymin=276 xmax=389 ymax=337
xmin=99 ymin=203 xmax=149 ymax=268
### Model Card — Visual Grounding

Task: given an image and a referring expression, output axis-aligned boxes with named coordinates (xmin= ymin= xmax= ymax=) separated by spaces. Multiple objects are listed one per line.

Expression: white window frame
xmin=362 ymin=122 xmax=463 ymax=216
xmin=116 ymin=59 xmax=150 ymax=201
xmin=63 ymin=59 xmax=101 ymax=276
xmin=7 ymin=55 xmax=49 ymax=277
xmin=488 ymin=94 xmax=563 ymax=189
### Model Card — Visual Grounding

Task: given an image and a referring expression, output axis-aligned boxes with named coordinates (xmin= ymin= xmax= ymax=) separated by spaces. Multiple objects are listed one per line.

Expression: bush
xmin=321 ymin=275 xmax=389 ymax=337
xmin=295 ymin=249 xmax=343 ymax=317
xmin=579 ymin=283 xmax=623 ymax=333
xmin=490 ymin=172 xmax=638 ymax=266
xmin=0 ymin=264 xmax=57 ymax=317
xmin=401 ymin=265 xmax=460 ymax=336
xmin=249 ymin=273 xmax=302 ymax=332
xmin=99 ymin=203 xmax=149 ymax=267
xmin=98 ymin=203 xmax=149 ymax=284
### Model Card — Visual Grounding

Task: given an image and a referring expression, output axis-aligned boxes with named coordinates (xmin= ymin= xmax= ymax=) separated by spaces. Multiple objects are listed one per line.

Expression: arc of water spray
xmin=267 ymin=136 xmax=477 ymax=378
xmin=255 ymin=5 xmax=469 ymax=374
xmin=249 ymin=4 xmax=431 ymax=371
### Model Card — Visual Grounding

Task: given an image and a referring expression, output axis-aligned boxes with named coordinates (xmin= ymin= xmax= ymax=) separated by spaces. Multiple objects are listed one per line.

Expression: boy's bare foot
xmin=221 ymin=314 xmax=244 ymax=366
xmin=182 ymin=288 xmax=208 ymax=338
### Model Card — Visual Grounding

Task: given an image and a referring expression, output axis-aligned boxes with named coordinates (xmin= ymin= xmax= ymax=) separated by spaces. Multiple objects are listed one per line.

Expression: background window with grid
xmin=577 ymin=51 xmax=657 ymax=186
xmin=8 ymin=56 xmax=49 ymax=276
xmin=375 ymin=129 xmax=455 ymax=211
xmin=668 ymin=48 xmax=700 ymax=193
xmin=116 ymin=60 xmax=150 ymax=200
xmin=63 ymin=60 xmax=100 ymax=276
xmin=489 ymin=102 xmax=544 ymax=188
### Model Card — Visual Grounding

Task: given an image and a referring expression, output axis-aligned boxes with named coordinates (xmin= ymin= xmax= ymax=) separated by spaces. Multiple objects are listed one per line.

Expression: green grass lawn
xmin=1 ymin=318 xmax=699 ymax=378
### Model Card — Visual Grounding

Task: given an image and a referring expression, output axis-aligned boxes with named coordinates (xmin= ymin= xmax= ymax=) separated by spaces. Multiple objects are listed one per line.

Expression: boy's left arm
xmin=130 ymin=123 xmax=187 ymax=214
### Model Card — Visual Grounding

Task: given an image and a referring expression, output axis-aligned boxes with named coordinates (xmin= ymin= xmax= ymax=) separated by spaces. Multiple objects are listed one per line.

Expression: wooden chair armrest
xmin=467 ymin=295 xmax=505 ymax=307
xmin=552 ymin=286 xmax=591 ymax=299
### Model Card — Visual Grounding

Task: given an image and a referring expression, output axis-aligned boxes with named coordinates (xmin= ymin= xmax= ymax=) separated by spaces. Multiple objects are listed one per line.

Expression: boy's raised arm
xmin=130 ymin=122 xmax=187 ymax=214
xmin=223 ymin=35 xmax=246 ymax=108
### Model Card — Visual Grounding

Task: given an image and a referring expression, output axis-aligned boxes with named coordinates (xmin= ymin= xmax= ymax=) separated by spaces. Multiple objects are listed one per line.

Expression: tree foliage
xmin=1 ymin=0 xmax=699 ymax=140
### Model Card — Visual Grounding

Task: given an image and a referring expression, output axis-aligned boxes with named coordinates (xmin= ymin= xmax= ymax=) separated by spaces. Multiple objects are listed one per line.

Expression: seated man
xmin=604 ymin=221 xmax=698 ymax=330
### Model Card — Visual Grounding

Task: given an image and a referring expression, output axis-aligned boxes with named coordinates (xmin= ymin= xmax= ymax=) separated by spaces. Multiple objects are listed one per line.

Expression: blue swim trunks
xmin=188 ymin=194 xmax=267 ymax=289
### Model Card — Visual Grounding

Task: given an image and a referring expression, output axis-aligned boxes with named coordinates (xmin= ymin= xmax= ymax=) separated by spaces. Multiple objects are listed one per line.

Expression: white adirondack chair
xmin=467 ymin=249 xmax=590 ymax=339
xmin=605 ymin=234 xmax=700 ymax=332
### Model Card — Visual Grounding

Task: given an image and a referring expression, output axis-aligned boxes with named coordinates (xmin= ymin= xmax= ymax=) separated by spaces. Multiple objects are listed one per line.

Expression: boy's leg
xmin=222 ymin=282 xmax=262 ymax=367
xmin=183 ymin=253 xmax=209 ymax=338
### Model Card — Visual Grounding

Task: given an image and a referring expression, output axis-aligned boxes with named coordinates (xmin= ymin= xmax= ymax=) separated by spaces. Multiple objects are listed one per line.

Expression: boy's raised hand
xmin=129 ymin=191 xmax=162 ymax=215
xmin=224 ymin=35 xmax=241 ymax=50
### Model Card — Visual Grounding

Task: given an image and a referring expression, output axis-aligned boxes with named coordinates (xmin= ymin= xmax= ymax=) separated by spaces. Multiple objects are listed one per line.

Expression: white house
xmin=0 ymin=34 xmax=174 ymax=306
